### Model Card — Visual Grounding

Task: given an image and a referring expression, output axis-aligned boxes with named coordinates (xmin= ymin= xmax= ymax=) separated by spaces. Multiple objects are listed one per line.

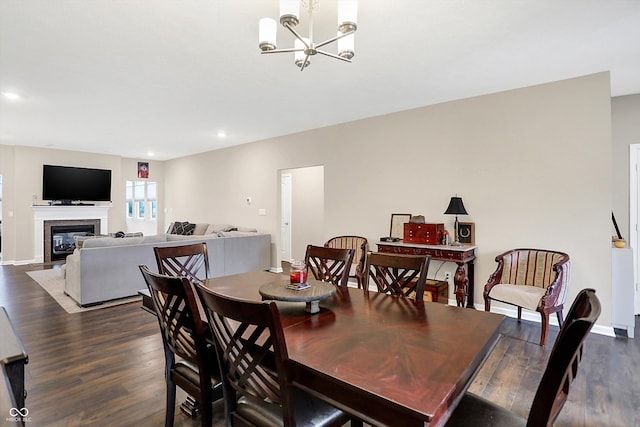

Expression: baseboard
xmin=478 ymin=304 xmax=615 ymax=337
xmin=269 ymin=267 xmax=283 ymax=273
xmin=12 ymin=259 xmax=36 ymax=266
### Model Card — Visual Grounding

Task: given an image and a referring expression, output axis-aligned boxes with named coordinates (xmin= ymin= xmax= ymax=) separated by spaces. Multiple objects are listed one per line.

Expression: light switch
xmin=258 ymin=209 xmax=266 ymax=216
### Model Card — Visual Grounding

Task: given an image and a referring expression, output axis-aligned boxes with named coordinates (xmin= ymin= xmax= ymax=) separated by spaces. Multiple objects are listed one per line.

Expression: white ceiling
xmin=1 ymin=1 xmax=639 ymax=161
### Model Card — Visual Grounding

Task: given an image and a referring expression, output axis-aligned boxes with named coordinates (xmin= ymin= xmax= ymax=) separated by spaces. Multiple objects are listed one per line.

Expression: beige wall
xmin=164 ymin=72 xmax=613 ymax=326
xmin=0 ymin=147 xmax=164 ymax=262
xmin=288 ymin=166 xmax=325 ymax=261
xmin=612 ymin=94 xmax=640 ymax=241
xmin=0 ymin=72 xmax=615 ymax=326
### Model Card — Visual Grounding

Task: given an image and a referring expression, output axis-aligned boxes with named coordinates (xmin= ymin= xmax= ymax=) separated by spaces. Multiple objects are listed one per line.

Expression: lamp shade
xmin=338 ymin=0 xmax=358 ymax=33
xmin=337 ymin=31 xmax=354 ymax=59
xmin=280 ymin=0 xmax=300 ymax=26
xmin=258 ymin=18 xmax=277 ymax=51
xmin=444 ymin=197 xmax=468 ymax=215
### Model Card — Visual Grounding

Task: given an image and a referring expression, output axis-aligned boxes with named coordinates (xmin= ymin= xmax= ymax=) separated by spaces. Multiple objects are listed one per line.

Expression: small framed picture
xmin=138 ymin=162 xmax=149 ymax=178
xmin=457 ymin=222 xmax=475 ymax=245
xmin=390 ymin=214 xmax=411 ymax=239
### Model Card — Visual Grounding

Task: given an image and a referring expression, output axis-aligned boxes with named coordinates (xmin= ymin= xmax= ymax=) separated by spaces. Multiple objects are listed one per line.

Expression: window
xmin=126 ymin=180 xmax=157 ymax=222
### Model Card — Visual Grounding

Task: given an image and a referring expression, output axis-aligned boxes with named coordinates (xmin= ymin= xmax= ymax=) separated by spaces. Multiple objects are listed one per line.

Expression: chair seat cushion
xmin=487 ymin=283 xmax=546 ymax=311
xmin=446 ymin=392 xmax=527 ymax=427
xmin=236 ymin=390 xmax=348 ymax=427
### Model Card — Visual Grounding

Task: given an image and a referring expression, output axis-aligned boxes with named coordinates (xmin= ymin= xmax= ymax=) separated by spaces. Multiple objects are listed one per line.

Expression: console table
xmin=377 ymin=241 xmax=477 ymax=308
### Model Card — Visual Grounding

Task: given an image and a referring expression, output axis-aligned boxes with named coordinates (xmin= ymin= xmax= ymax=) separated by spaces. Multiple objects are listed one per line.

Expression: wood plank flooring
xmin=1 ymin=264 xmax=638 ymax=427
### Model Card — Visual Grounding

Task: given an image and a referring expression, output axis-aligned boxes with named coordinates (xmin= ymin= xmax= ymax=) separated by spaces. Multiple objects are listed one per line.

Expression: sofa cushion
xmin=82 ymin=234 xmax=167 ymax=248
xmin=74 ymin=234 xmax=104 ymax=249
xmin=166 ymin=233 xmax=219 ymax=241
xmin=206 ymin=224 xmax=238 ymax=233
xmin=192 ymin=223 xmax=209 ymax=235
xmin=488 ymin=283 xmax=546 ymax=311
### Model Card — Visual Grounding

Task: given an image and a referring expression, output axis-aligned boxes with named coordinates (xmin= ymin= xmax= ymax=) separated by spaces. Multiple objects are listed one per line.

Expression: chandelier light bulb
xmin=337 ymin=32 xmax=354 ymax=59
xmin=338 ymin=0 xmax=358 ymax=33
xmin=280 ymin=0 xmax=300 ymax=27
xmin=258 ymin=18 xmax=277 ymax=51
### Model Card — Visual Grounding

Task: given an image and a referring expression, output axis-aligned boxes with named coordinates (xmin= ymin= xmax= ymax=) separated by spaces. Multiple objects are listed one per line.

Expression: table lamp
xmin=444 ymin=196 xmax=468 ymax=246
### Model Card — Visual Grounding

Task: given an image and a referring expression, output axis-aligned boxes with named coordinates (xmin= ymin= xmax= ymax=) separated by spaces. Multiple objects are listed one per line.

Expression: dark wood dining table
xmin=203 ymin=271 xmax=505 ymax=427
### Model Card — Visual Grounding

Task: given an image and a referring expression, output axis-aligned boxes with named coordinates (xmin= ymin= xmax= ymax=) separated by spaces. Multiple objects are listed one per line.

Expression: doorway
xmin=279 ymin=166 xmax=325 ymax=266
xmin=0 ymin=174 xmax=2 ymax=262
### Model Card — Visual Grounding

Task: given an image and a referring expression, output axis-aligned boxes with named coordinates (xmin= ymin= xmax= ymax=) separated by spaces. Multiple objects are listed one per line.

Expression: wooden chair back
xmin=154 ymin=242 xmax=210 ymax=285
xmin=139 ymin=265 xmax=217 ymax=426
xmin=305 ymin=245 xmax=355 ymax=287
xmin=526 ymin=288 xmax=601 ymax=427
xmin=363 ymin=252 xmax=431 ymax=300
xmin=195 ymin=285 xmax=293 ymax=424
xmin=140 ymin=265 xmax=207 ymax=366
xmin=324 ymin=236 xmax=369 ymax=287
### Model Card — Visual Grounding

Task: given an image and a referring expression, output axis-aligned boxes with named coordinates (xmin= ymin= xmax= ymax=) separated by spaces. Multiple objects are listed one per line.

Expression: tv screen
xmin=42 ymin=165 xmax=112 ymax=202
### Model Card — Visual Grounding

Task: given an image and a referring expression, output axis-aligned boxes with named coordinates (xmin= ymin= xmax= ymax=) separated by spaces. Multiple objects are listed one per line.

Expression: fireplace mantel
xmin=32 ymin=205 xmax=110 ymax=263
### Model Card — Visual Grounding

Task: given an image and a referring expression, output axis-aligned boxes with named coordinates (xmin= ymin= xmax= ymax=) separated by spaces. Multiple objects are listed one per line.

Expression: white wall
xmin=164 ymin=73 xmax=613 ymax=326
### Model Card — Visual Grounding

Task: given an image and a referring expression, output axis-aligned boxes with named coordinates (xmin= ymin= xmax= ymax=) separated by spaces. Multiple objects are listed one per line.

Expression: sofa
xmin=64 ymin=224 xmax=271 ymax=306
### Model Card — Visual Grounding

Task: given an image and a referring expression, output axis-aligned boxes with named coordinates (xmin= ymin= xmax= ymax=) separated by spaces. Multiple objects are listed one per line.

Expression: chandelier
xmin=258 ymin=0 xmax=358 ymax=71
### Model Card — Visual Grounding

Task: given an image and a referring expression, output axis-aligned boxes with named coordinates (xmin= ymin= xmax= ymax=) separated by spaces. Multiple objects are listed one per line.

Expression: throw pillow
xmin=171 ymin=221 xmax=195 ymax=235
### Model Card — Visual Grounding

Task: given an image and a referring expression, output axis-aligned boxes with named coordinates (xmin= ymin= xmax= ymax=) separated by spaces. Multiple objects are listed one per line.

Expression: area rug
xmin=26 ymin=269 xmax=141 ymax=314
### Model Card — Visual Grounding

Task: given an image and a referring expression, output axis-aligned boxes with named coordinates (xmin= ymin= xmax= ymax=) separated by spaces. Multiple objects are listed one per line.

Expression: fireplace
xmin=50 ymin=224 xmax=96 ymax=261
xmin=44 ymin=219 xmax=100 ymax=262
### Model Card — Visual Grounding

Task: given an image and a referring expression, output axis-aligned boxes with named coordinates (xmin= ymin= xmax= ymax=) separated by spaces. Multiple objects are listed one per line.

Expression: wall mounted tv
xmin=42 ymin=165 xmax=112 ymax=204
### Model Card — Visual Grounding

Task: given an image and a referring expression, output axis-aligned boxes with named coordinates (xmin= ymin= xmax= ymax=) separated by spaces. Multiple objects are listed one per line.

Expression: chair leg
xmin=200 ymin=388 xmax=212 ymax=427
xmin=484 ymin=296 xmax=491 ymax=312
xmin=539 ymin=310 xmax=550 ymax=346
xmin=517 ymin=307 xmax=522 ymax=321
xmin=556 ymin=309 xmax=564 ymax=329
xmin=166 ymin=380 xmax=176 ymax=427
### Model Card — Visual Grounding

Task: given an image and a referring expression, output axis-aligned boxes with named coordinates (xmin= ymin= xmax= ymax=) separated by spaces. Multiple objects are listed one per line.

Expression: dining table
xmin=203 ymin=270 xmax=505 ymax=427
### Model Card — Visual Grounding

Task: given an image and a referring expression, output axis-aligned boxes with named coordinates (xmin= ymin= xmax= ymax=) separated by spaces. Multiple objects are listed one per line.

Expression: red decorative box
xmin=403 ymin=223 xmax=444 ymax=245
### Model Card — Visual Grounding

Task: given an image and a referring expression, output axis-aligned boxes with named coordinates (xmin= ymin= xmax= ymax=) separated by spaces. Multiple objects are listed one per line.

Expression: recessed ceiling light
xmin=2 ymin=92 xmax=21 ymax=100
xmin=147 ymin=151 xmax=154 ymax=157
xmin=217 ymin=131 xmax=226 ymax=138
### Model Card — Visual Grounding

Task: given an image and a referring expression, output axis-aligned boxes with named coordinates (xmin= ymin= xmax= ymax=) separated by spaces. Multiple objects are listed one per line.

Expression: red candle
xmin=290 ymin=269 xmax=307 ymax=284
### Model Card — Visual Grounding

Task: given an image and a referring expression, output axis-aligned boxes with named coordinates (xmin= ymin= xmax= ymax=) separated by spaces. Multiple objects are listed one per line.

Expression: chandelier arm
xmin=283 ymin=22 xmax=311 ymax=49
xmin=299 ymin=53 xmax=311 ymax=71
xmin=261 ymin=47 xmax=306 ymax=55
xmin=314 ymin=30 xmax=355 ymax=49
xmin=316 ymin=50 xmax=352 ymax=63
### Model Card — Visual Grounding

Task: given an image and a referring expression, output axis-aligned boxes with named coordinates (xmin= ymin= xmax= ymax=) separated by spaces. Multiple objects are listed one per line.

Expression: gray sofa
xmin=64 ymin=229 xmax=271 ymax=306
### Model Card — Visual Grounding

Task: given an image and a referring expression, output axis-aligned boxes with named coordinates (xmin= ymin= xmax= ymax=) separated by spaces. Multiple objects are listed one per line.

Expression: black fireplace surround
xmin=43 ymin=219 xmax=100 ymax=263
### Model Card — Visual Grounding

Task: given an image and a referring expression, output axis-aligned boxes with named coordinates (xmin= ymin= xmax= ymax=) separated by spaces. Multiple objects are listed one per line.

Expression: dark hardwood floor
xmin=1 ymin=263 xmax=638 ymax=427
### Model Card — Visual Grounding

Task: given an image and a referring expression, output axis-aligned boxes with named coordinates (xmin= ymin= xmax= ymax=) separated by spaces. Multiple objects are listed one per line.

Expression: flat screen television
xmin=42 ymin=165 xmax=112 ymax=203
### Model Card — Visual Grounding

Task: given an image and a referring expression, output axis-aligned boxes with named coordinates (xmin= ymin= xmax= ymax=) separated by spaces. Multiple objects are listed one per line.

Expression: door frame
xmin=628 ymin=144 xmax=640 ymax=314
xmin=280 ymin=172 xmax=292 ymax=266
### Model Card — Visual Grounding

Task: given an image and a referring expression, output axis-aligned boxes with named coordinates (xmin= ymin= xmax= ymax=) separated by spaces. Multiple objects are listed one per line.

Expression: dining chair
xmin=195 ymin=284 xmax=354 ymax=427
xmin=304 ymin=244 xmax=355 ymax=287
xmin=154 ymin=242 xmax=210 ymax=284
xmin=139 ymin=265 xmax=223 ymax=427
xmin=363 ymin=252 xmax=431 ymax=300
xmin=324 ymin=236 xmax=369 ymax=288
xmin=446 ymin=288 xmax=601 ymax=427
xmin=484 ymin=248 xmax=571 ymax=346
